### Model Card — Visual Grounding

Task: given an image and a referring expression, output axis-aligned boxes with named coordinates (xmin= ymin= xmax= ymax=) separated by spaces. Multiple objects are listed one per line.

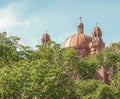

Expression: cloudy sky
xmin=0 ymin=0 xmax=120 ymax=48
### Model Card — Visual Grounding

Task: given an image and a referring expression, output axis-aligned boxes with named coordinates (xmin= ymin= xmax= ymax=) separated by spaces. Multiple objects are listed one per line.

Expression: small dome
xmin=62 ymin=33 xmax=92 ymax=49
xmin=93 ymin=26 xmax=101 ymax=32
xmin=41 ymin=33 xmax=51 ymax=45
xmin=42 ymin=33 xmax=51 ymax=40
xmin=92 ymin=26 xmax=102 ymax=37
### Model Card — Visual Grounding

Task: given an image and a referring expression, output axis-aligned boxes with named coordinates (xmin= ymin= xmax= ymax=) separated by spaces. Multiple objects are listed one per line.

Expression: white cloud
xmin=0 ymin=6 xmax=16 ymax=30
xmin=0 ymin=0 xmax=40 ymax=48
xmin=0 ymin=0 xmax=34 ymax=32
xmin=0 ymin=0 xmax=80 ymax=48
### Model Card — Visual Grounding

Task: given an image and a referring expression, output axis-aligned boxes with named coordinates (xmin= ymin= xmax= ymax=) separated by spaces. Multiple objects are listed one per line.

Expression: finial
xmin=79 ymin=17 xmax=82 ymax=22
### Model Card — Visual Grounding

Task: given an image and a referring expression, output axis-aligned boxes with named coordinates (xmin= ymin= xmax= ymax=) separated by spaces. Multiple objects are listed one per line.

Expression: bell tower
xmin=89 ymin=25 xmax=105 ymax=54
xmin=92 ymin=24 xmax=102 ymax=42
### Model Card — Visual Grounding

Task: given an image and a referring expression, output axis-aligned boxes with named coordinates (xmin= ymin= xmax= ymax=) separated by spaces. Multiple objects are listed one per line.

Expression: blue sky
xmin=0 ymin=0 xmax=120 ymax=48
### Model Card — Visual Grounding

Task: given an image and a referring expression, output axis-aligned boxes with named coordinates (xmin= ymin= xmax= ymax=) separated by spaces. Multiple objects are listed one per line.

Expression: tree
xmin=1 ymin=32 xmax=120 ymax=98
xmin=0 ymin=32 xmax=37 ymax=67
xmin=0 ymin=32 xmax=19 ymax=66
xmin=76 ymin=79 xmax=119 ymax=99
xmin=0 ymin=60 xmax=77 ymax=99
xmin=95 ymin=42 xmax=120 ymax=78
xmin=73 ymin=54 xmax=98 ymax=79
xmin=0 ymin=41 xmax=76 ymax=99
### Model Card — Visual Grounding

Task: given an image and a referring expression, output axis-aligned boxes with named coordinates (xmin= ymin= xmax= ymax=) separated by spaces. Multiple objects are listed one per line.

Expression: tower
xmin=89 ymin=25 xmax=105 ymax=54
xmin=41 ymin=30 xmax=51 ymax=45
xmin=89 ymin=25 xmax=109 ymax=84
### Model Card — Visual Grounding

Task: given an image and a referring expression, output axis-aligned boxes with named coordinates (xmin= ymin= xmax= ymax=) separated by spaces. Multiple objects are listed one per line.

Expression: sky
xmin=0 ymin=0 xmax=120 ymax=48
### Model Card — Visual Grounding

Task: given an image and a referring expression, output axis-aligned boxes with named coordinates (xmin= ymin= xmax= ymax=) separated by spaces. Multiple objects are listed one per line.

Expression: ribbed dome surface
xmin=62 ymin=33 xmax=92 ymax=49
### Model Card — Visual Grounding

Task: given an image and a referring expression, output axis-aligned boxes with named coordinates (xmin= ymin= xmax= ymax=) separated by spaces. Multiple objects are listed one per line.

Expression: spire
xmin=78 ymin=17 xmax=84 ymax=33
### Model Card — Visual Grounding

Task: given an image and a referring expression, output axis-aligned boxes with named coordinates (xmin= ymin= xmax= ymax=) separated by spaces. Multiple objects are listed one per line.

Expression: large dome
xmin=62 ymin=33 xmax=92 ymax=49
xmin=62 ymin=20 xmax=92 ymax=49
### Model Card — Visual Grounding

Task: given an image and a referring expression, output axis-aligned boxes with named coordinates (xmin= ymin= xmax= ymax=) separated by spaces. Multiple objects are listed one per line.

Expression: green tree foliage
xmin=36 ymin=41 xmax=63 ymax=64
xmin=0 ymin=32 xmax=36 ymax=67
xmin=95 ymin=42 xmax=120 ymax=76
xmin=76 ymin=54 xmax=98 ymax=79
xmin=76 ymin=80 xmax=119 ymax=99
xmin=0 ymin=39 xmax=77 ymax=98
xmin=0 ymin=60 xmax=76 ymax=99
xmin=1 ymin=32 xmax=120 ymax=98
xmin=18 ymin=45 xmax=36 ymax=60
xmin=112 ymin=71 xmax=120 ymax=92
xmin=0 ymin=32 xmax=19 ymax=66
xmin=96 ymin=48 xmax=119 ymax=70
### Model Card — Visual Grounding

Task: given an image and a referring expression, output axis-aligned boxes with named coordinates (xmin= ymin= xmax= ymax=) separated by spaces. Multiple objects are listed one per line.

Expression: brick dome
xmin=42 ymin=33 xmax=51 ymax=40
xmin=62 ymin=19 xmax=92 ymax=57
xmin=62 ymin=33 xmax=92 ymax=49
xmin=62 ymin=20 xmax=92 ymax=49
xmin=92 ymin=26 xmax=102 ymax=38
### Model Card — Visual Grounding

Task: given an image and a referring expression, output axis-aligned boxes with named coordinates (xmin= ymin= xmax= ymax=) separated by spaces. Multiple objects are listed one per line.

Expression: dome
xmin=93 ymin=26 xmax=101 ymax=32
xmin=41 ymin=32 xmax=51 ymax=45
xmin=92 ymin=26 xmax=102 ymax=37
xmin=62 ymin=19 xmax=92 ymax=49
xmin=62 ymin=33 xmax=92 ymax=49
xmin=42 ymin=33 xmax=51 ymax=40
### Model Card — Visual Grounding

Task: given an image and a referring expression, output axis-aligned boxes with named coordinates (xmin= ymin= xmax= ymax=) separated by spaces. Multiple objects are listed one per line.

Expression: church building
xmin=62 ymin=17 xmax=105 ymax=57
xmin=41 ymin=18 xmax=110 ymax=84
